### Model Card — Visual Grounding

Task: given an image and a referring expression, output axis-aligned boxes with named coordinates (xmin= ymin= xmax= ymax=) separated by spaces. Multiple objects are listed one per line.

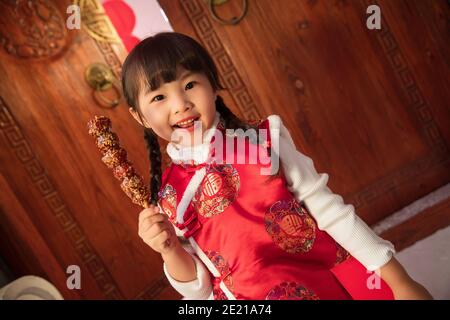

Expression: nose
xmin=174 ymin=104 xmax=191 ymax=115
xmin=172 ymin=91 xmax=192 ymax=115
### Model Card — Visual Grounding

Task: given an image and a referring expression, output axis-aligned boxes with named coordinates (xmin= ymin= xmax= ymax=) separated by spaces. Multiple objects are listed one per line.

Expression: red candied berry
xmin=113 ymin=161 xmax=135 ymax=180
xmin=101 ymin=148 xmax=128 ymax=168
xmin=87 ymin=116 xmax=111 ymax=137
xmin=96 ymin=132 xmax=120 ymax=153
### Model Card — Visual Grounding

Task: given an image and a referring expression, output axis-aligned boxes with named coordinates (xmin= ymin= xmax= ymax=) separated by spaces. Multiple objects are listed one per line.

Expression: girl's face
xmin=129 ymin=66 xmax=217 ymax=147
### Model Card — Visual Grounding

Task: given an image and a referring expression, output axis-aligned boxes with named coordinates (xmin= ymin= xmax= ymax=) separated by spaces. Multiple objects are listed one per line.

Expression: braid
xmin=143 ymin=128 xmax=162 ymax=205
xmin=215 ymin=95 xmax=259 ymax=144
xmin=215 ymin=95 xmax=251 ymax=130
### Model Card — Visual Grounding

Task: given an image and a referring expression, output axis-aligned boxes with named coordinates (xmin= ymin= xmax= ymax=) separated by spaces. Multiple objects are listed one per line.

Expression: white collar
xmin=166 ymin=111 xmax=221 ymax=165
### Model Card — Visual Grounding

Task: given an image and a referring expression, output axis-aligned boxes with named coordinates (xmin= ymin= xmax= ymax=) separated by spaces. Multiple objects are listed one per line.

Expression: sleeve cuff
xmin=163 ymin=254 xmax=212 ymax=300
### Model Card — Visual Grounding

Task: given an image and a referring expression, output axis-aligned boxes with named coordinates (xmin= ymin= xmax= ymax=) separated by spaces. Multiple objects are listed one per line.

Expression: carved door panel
xmin=0 ymin=0 xmax=177 ymax=299
xmin=159 ymin=0 xmax=450 ymax=228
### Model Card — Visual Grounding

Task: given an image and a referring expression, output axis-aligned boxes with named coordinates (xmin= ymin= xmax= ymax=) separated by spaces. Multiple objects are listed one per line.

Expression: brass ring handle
xmin=85 ymin=63 xmax=121 ymax=109
xmin=93 ymin=82 xmax=121 ymax=108
xmin=208 ymin=0 xmax=248 ymax=25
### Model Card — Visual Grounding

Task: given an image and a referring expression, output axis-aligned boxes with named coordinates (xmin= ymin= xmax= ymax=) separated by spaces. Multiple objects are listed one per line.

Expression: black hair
xmin=121 ymin=32 xmax=278 ymax=205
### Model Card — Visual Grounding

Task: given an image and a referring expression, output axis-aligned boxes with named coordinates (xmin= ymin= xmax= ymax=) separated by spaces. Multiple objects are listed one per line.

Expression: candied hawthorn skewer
xmin=87 ymin=116 xmax=174 ymax=249
xmin=87 ymin=116 xmax=150 ymax=208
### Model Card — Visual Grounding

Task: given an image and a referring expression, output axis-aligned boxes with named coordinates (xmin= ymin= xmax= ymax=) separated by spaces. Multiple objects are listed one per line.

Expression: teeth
xmin=177 ymin=118 xmax=196 ymax=127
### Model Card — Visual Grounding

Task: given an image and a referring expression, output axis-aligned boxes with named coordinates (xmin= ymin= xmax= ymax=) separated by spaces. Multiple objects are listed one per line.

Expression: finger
xmin=145 ymin=221 xmax=171 ymax=239
xmin=148 ymin=204 xmax=161 ymax=216
xmin=138 ymin=206 xmax=160 ymax=224
xmin=153 ymin=229 xmax=172 ymax=248
xmin=138 ymin=209 xmax=153 ymax=225
xmin=141 ymin=210 xmax=170 ymax=231
xmin=142 ymin=226 xmax=170 ymax=248
xmin=139 ymin=214 xmax=166 ymax=234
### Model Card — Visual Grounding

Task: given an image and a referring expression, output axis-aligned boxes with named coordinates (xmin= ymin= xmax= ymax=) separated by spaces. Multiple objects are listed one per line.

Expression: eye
xmin=149 ymin=82 xmax=196 ymax=103
xmin=185 ymin=81 xmax=196 ymax=90
xmin=151 ymin=95 xmax=164 ymax=103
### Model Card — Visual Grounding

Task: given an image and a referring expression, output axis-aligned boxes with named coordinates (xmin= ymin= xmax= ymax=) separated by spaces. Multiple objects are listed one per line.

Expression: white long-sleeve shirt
xmin=162 ymin=112 xmax=396 ymax=300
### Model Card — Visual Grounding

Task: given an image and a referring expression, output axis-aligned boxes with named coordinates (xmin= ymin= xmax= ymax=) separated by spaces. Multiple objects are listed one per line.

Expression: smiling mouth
xmin=173 ymin=116 xmax=200 ymax=128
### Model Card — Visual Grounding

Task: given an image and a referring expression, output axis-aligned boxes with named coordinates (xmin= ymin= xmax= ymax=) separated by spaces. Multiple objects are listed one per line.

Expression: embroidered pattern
xmin=212 ymin=287 xmax=228 ymax=300
xmin=205 ymin=250 xmax=234 ymax=299
xmin=335 ymin=242 xmax=351 ymax=266
xmin=266 ymin=282 xmax=320 ymax=300
xmin=157 ymin=184 xmax=177 ymax=223
xmin=192 ymin=165 xmax=240 ymax=218
xmin=265 ymin=199 xmax=316 ymax=254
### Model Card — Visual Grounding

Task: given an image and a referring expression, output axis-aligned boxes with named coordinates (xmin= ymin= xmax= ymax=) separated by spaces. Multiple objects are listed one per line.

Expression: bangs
xmin=121 ymin=32 xmax=223 ymax=110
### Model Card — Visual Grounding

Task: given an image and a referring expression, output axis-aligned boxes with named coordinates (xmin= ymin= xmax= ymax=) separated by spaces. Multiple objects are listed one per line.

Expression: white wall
xmin=101 ymin=0 xmax=173 ymax=41
xmin=395 ymin=225 xmax=450 ymax=299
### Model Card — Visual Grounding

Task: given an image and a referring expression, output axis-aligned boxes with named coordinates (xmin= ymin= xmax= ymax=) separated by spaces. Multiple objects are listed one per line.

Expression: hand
xmin=138 ymin=204 xmax=179 ymax=255
xmin=379 ymin=257 xmax=433 ymax=300
xmin=392 ymin=279 xmax=433 ymax=300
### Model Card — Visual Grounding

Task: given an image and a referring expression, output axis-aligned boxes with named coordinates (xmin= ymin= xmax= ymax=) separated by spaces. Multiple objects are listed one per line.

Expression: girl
xmin=122 ymin=32 xmax=432 ymax=300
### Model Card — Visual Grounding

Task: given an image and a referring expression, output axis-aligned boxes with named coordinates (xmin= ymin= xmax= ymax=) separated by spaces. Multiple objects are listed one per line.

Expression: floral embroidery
xmin=157 ymin=184 xmax=177 ymax=223
xmin=192 ymin=165 xmax=240 ymax=218
xmin=213 ymin=287 xmax=228 ymax=300
xmin=265 ymin=199 xmax=316 ymax=254
xmin=205 ymin=250 xmax=234 ymax=298
xmin=266 ymin=282 xmax=320 ymax=300
xmin=335 ymin=242 xmax=351 ymax=266
xmin=248 ymin=118 xmax=264 ymax=126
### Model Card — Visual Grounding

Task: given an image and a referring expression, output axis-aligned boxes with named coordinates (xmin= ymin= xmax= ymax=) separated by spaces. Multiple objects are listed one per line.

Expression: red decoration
xmin=103 ymin=0 xmax=141 ymax=52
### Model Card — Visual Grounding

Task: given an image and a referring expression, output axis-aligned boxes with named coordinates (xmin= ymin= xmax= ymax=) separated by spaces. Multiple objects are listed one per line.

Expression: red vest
xmin=158 ymin=118 xmax=393 ymax=300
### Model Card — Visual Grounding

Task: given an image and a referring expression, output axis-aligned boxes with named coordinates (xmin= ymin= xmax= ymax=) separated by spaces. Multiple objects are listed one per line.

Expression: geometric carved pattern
xmin=0 ymin=97 xmax=123 ymax=299
xmin=75 ymin=0 xmax=121 ymax=44
xmin=181 ymin=0 xmax=449 ymax=214
xmin=349 ymin=149 xmax=448 ymax=209
xmin=374 ymin=21 xmax=447 ymax=153
xmin=348 ymin=0 xmax=450 ymax=210
xmin=94 ymin=39 xmax=123 ymax=80
xmin=134 ymin=276 xmax=171 ymax=300
xmin=180 ymin=0 xmax=263 ymax=122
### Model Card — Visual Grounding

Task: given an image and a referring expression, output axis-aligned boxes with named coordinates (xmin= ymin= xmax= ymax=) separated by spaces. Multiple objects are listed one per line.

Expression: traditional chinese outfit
xmin=158 ymin=111 xmax=395 ymax=300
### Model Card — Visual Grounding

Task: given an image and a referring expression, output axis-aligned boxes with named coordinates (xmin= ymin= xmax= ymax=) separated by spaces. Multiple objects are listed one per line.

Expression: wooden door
xmin=158 ymin=0 xmax=450 ymax=229
xmin=0 ymin=0 xmax=178 ymax=299
xmin=1 ymin=0 xmax=449 ymax=300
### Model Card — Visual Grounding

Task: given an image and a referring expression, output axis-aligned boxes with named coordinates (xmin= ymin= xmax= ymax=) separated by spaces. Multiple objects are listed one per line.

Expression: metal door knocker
xmin=85 ymin=63 xmax=121 ymax=108
xmin=207 ymin=0 xmax=248 ymax=25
